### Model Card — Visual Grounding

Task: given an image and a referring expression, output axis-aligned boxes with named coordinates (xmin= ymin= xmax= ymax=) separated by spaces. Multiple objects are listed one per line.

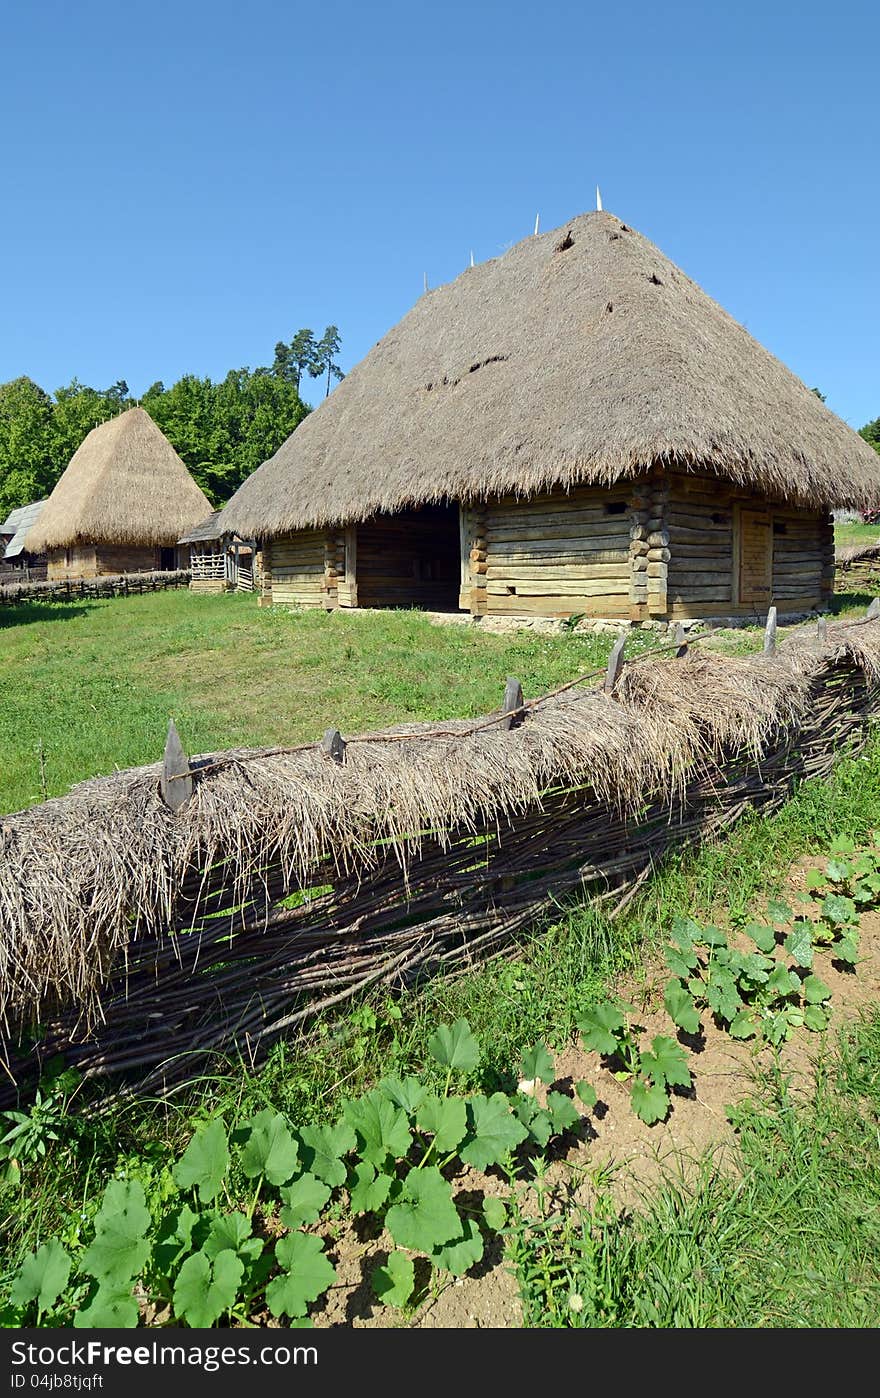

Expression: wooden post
xmin=160 ymin=718 xmax=193 ymax=812
xmin=672 ymin=622 xmax=688 ymax=658
xmin=817 ymin=615 xmax=828 ymax=643
xmin=763 ymin=605 xmax=777 ymax=657
xmin=867 ymin=598 xmax=880 ymax=621
xmin=604 ymin=635 xmax=627 ymax=693
xmin=501 ymin=676 xmax=524 ymax=730
xmin=321 ymin=728 xmax=346 ymax=764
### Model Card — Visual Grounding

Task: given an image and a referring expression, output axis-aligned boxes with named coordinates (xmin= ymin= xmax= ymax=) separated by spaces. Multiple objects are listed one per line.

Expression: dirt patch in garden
xmin=308 ymin=855 xmax=880 ymax=1329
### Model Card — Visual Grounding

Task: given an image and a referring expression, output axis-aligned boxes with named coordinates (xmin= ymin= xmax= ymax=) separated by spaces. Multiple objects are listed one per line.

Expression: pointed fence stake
xmin=501 ymin=676 xmax=525 ymax=730
xmin=672 ymin=622 xmax=688 ymax=658
xmin=817 ymin=615 xmax=828 ymax=643
xmin=160 ymin=718 xmax=193 ymax=812
xmin=867 ymin=598 xmax=880 ymax=620
xmin=321 ymin=728 xmax=346 ymax=764
xmin=604 ymin=635 xmax=627 ymax=693
xmin=763 ymin=606 xmax=778 ymax=658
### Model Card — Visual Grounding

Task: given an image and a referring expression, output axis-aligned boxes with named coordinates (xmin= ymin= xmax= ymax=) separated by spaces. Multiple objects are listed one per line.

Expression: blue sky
xmin=1 ymin=0 xmax=877 ymax=426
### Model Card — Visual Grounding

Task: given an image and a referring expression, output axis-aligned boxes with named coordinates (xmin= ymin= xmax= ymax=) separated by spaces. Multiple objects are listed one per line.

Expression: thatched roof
xmin=178 ymin=511 xmax=224 ymax=545
xmin=222 ymin=211 xmax=880 ymax=537
xmin=25 ymin=408 xmax=211 ymax=551
xmin=1 ymin=500 xmax=46 ymax=559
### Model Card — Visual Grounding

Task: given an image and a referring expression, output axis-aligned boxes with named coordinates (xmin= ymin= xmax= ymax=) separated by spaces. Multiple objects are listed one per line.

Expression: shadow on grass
xmin=0 ymin=601 xmax=95 ymax=628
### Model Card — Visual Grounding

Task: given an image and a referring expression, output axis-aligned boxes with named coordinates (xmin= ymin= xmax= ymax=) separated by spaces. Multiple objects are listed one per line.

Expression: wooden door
xmin=738 ymin=509 xmax=772 ymax=605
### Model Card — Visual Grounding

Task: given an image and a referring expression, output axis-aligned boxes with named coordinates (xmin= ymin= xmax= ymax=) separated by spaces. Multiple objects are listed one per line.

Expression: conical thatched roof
xmin=25 ymin=408 xmax=211 ymax=552
xmin=222 ymin=210 xmax=879 ymax=537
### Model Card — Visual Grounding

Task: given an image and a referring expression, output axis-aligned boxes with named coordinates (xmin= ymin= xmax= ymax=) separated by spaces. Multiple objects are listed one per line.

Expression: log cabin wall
xmin=94 ymin=545 xmax=160 ymax=575
xmin=481 ymin=484 xmax=633 ymax=617
xmin=666 ymin=471 xmax=832 ymax=619
xmin=262 ymin=529 xmax=337 ymax=609
xmin=47 ymin=545 xmax=96 ymax=580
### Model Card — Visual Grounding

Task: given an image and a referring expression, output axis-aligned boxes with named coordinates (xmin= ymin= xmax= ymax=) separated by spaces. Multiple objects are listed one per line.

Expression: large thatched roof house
xmin=26 ymin=407 xmax=211 ymax=580
xmin=222 ymin=210 xmax=879 ymax=623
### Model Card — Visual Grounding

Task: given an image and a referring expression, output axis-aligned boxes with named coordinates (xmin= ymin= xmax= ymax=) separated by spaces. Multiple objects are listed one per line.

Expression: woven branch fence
xmin=0 ymin=570 xmax=191 ymax=607
xmin=2 ymin=609 xmax=880 ymax=1103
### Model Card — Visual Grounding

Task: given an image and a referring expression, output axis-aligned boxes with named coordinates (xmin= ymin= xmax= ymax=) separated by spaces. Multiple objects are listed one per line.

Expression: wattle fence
xmin=0 ymin=570 xmax=190 ymax=606
xmin=2 ymin=610 xmax=880 ymax=1103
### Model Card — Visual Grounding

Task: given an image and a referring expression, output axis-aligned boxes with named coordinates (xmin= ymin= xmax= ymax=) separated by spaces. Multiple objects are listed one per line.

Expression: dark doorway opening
xmin=356 ymin=503 xmax=461 ymax=612
xmin=159 ymin=547 xmax=177 ymax=572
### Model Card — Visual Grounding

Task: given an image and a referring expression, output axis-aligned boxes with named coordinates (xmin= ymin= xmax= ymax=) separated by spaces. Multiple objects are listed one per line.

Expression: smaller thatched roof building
xmin=26 ymin=408 xmax=211 ymax=580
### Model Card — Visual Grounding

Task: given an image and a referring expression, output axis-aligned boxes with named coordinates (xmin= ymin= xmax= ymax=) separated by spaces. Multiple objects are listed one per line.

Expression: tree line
xmin=0 ymin=327 xmax=343 ymax=518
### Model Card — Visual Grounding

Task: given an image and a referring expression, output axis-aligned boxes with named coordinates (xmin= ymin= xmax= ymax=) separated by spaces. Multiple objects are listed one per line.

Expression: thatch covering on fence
xmin=836 ymin=540 xmax=880 ymax=567
xmin=25 ymin=408 xmax=211 ymax=551
xmin=222 ymin=210 xmax=880 ymax=538
xmin=3 ymin=620 xmax=880 ymax=1094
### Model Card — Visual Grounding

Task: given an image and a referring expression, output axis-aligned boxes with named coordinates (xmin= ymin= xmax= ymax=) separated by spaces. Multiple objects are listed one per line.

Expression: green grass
xmin=0 ymin=590 xmax=633 ymax=814
xmin=835 ymin=517 xmax=880 ymax=550
xmin=509 ymin=1010 xmax=880 ymax=1327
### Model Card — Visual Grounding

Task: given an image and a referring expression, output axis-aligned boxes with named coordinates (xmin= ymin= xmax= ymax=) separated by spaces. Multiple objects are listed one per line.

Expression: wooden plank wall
xmin=482 ymin=485 xmax=632 ymax=617
xmin=47 ymin=546 xmax=96 ymax=580
xmin=666 ymin=472 xmax=832 ymax=618
xmin=95 ymin=545 xmax=160 ymax=576
xmin=265 ymin=530 xmax=336 ymax=609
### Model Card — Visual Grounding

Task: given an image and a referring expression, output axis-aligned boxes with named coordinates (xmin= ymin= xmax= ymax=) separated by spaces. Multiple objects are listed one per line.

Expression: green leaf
xmin=640 ymin=1036 xmax=692 ymax=1090
xmin=765 ymin=963 xmax=798 ymax=1000
xmin=803 ymin=974 xmax=832 ymax=1005
xmin=416 ymin=1095 xmax=467 ymax=1154
xmin=575 ymin=1080 xmax=598 ymax=1110
xmin=668 ymin=916 xmax=700 ymax=951
xmin=461 ymin=1093 xmax=528 ymax=1170
xmin=378 ymin=1075 xmax=427 ymax=1115
xmin=738 ymin=917 xmax=777 ymax=950
xmin=664 ymin=944 xmax=698 ymax=978
xmin=297 ymin=1122 xmax=356 ymax=1187
xmin=696 ymin=925 xmax=728 ymax=948
xmin=825 ymin=859 xmax=852 ymax=883
xmin=173 ymin=1248 xmax=244 ymax=1328
xmin=829 ymin=836 xmax=856 ymax=856
xmin=805 ymin=870 xmax=827 ymax=891
xmin=279 ymin=1173 xmax=331 ymax=1229
xmin=428 ymin=1019 xmax=481 ymax=1072
xmin=705 ymin=971 xmax=742 ymax=1024
xmin=11 ymin=1238 xmax=71 ymax=1313
xmin=735 ymin=952 xmax=774 ymax=987
xmin=520 ymin=1042 xmax=555 ymax=1084
xmin=373 ymin=1250 xmax=415 ymax=1307
xmin=348 ymin=1161 xmax=393 ymax=1215
xmin=153 ymin=1203 xmax=199 ymax=1275
xmin=266 ymin=1233 xmax=336 ymax=1320
xmin=804 ymin=1004 xmax=830 ymax=1032
xmin=576 ymin=1001 xmax=626 ymax=1056
xmin=835 ymin=932 xmax=859 ymax=965
xmin=546 ymin=1092 xmax=580 ymax=1135
xmin=204 ymin=1212 xmax=263 ymax=1263
xmin=483 ymin=1197 xmax=507 ymax=1231
xmin=664 ymin=979 xmax=701 ymax=1034
xmin=729 ymin=1010 xmax=758 ymax=1040
xmin=174 ymin=1120 xmax=229 ymax=1203
xmin=630 ymin=1078 xmax=669 ymax=1125
xmin=385 ymin=1167 xmax=462 ymax=1253
xmin=81 ymin=1180 xmax=151 ymax=1287
xmin=821 ymin=893 xmax=857 ymax=927
xmin=343 ymin=1089 xmax=412 ymax=1166
xmin=73 ymin=1285 xmax=139 ymax=1329
xmin=239 ymin=1110 xmax=300 ymax=1186
xmin=514 ymin=1094 xmax=552 ymax=1148
xmin=785 ymin=924 xmax=814 ymax=969
xmin=431 ymin=1215 xmax=484 ymax=1275
xmin=767 ymin=899 xmax=793 ymax=925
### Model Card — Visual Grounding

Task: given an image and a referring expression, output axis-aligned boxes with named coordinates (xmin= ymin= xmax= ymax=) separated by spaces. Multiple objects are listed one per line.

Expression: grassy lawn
xmin=835 ymin=517 xmax=880 ymax=550
xmin=0 ymin=590 xmax=636 ymax=815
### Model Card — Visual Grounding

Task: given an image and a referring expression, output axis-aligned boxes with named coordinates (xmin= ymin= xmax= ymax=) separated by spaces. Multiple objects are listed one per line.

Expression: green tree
xmin=0 ymin=377 xmax=56 ymax=518
xmin=860 ymin=417 xmax=880 ymax=454
xmin=273 ymin=330 xmax=318 ymax=395
xmin=312 ymin=325 xmax=345 ymax=398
